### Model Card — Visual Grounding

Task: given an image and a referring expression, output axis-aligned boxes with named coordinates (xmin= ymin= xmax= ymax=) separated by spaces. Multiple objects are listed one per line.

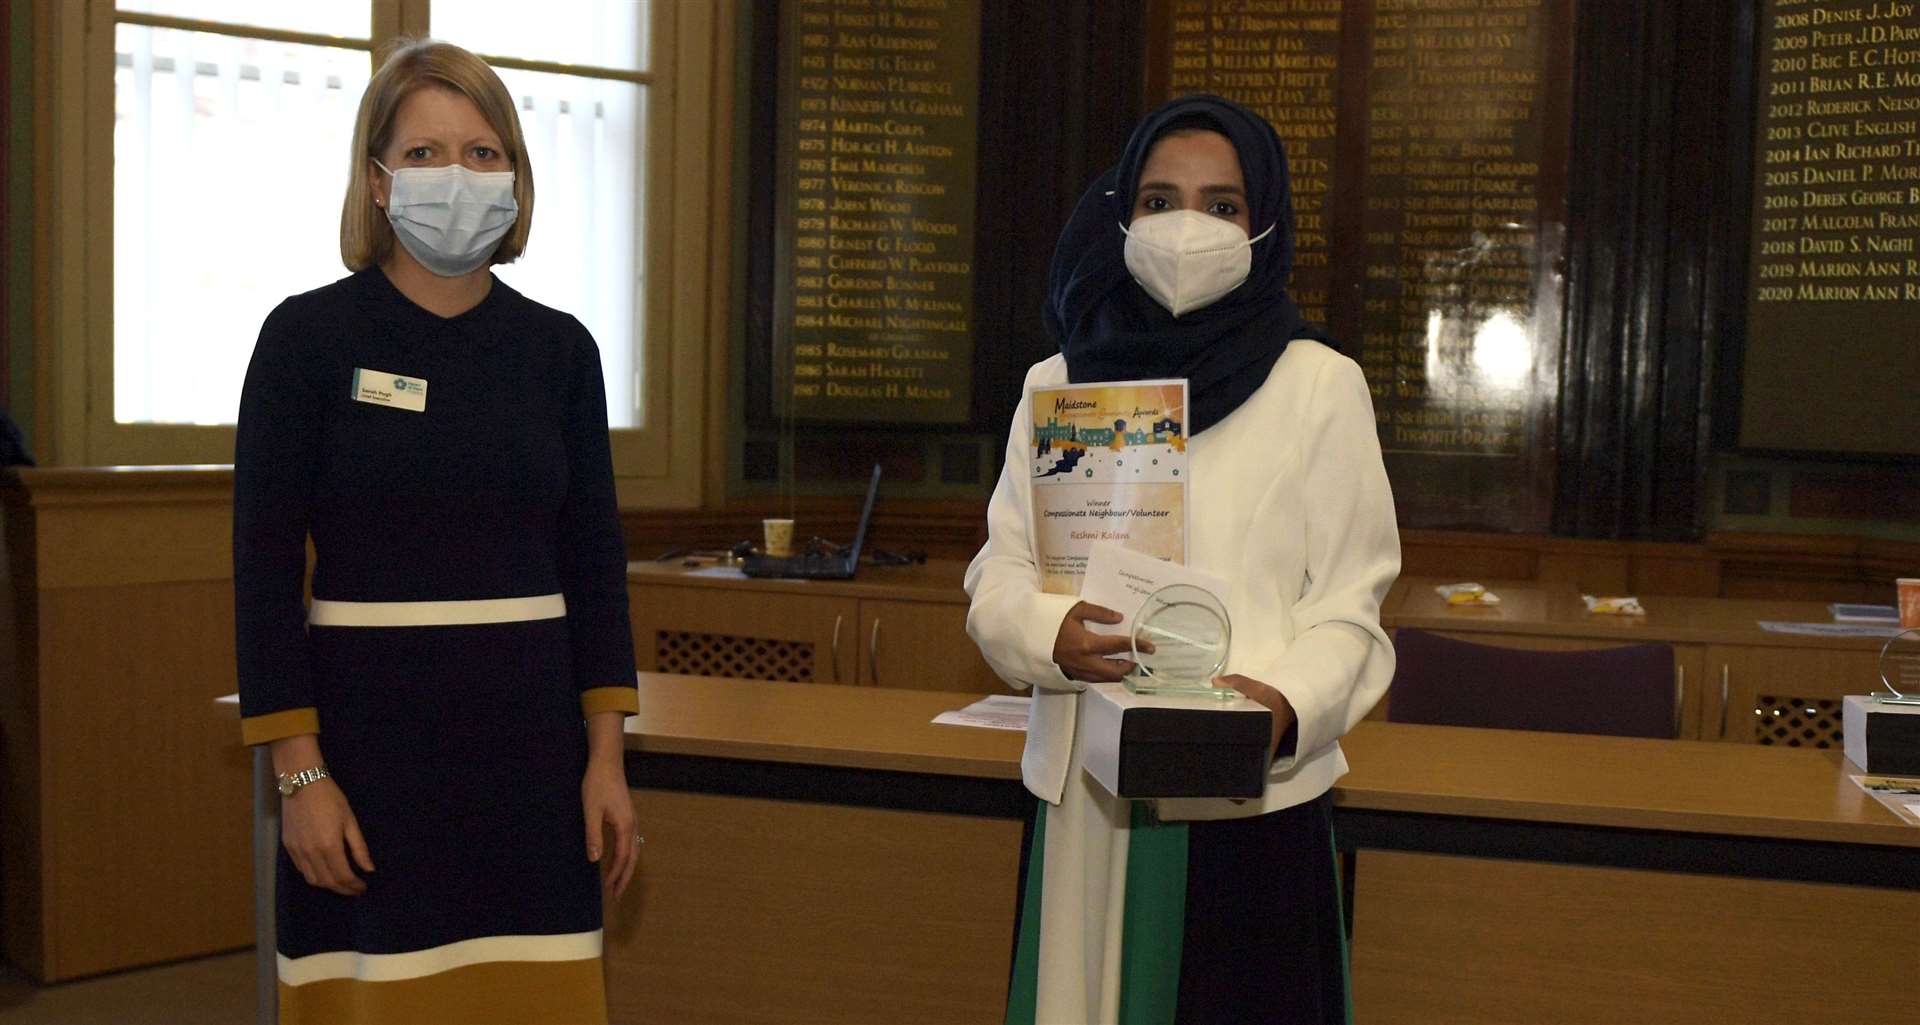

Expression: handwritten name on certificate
xmin=1028 ymin=379 xmax=1189 ymax=595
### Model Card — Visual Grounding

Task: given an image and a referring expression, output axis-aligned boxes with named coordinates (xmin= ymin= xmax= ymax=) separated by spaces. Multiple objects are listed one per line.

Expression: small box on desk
xmin=1082 ymin=682 xmax=1271 ymax=799
xmin=1843 ymin=695 xmax=1920 ymax=775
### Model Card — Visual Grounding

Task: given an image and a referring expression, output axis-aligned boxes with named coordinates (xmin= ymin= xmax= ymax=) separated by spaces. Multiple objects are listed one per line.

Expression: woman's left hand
xmin=1216 ymin=674 xmax=1297 ymax=758
xmin=582 ymin=756 xmax=639 ymax=900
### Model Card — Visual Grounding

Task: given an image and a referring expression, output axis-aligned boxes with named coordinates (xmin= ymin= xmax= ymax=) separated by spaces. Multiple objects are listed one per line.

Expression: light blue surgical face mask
xmin=375 ymin=158 xmax=518 ymax=277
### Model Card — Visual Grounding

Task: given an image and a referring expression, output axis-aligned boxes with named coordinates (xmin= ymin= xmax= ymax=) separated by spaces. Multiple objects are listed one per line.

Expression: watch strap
xmin=276 ymin=765 xmax=330 ymax=796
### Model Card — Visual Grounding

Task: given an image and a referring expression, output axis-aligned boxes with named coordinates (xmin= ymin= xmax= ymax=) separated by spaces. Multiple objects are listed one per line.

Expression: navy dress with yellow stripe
xmin=234 ymin=268 xmax=639 ymax=1025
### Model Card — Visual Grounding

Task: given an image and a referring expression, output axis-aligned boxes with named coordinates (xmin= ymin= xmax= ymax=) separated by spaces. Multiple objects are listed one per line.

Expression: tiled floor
xmin=0 ymin=951 xmax=254 ymax=1025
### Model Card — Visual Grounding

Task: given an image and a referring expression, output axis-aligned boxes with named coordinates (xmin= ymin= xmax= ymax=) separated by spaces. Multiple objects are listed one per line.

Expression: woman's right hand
xmin=1051 ymin=601 xmax=1144 ymax=682
xmin=273 ymin=736 xmax=374 ymax=896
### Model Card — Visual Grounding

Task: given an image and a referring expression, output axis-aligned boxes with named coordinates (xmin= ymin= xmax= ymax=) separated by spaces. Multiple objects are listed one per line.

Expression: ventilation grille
xmin=655 ymin=631 xmax=814 ymax=682
xmin=1753 ymin=696 xmax=1844 ymax=749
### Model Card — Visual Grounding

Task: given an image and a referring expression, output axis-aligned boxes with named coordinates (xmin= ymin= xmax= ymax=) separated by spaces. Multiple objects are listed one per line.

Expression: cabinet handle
xmin=1728 ymin=671 xmax=1743 ymax=744
xmin=830 ymin=615 xmax=844 ymax=683
xmin=868 ymin=619 xmax=882 ymax=687
xmin=1672 ymin=664 xmax=1685 ymax=739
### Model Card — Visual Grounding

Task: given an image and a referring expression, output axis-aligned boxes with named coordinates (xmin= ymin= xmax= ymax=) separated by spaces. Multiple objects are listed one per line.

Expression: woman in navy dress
xmin=234 ymin=39 xmax=639 ymax=1025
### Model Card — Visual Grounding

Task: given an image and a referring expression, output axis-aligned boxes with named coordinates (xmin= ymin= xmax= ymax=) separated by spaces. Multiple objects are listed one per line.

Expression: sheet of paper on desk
xmin=1757 ymin=621 xmax=1902 ymax=638
xmin=932 ymin=694 xmax=1031 ymax=731
xmin=1080 ymin=541 xmax=1232 ymax=662
xmin=1848 ymin=774 xmax=1920 ymax=827
xmin=686 ymin=565 xmax=748 ymax=580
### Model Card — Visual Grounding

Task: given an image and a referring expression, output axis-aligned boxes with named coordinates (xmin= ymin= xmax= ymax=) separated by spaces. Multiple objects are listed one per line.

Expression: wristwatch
xmin=276 ymin=765 xmax=331 ymax=797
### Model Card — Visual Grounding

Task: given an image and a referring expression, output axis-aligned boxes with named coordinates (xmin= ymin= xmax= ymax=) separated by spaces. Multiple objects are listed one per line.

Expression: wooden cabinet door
xmin=856 ymin=598 xmax=1018 ymax=694
xmin=1701 ymin=644 xmax=1881 ymax=748
xmin=629 ymin=583 xmax=861 ymax=684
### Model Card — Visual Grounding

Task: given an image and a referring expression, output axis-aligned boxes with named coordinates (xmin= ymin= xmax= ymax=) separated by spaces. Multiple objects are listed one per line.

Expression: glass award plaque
xmin=1125 ymin=583 xmax=1235 ymax=698
xmin=1876 ymin=628 xmax=1920 ymax=706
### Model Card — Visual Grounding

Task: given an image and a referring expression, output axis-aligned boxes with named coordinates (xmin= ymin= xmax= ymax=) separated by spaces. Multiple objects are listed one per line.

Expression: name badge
xmin=352 ymin=368 xmax=428 ymax=413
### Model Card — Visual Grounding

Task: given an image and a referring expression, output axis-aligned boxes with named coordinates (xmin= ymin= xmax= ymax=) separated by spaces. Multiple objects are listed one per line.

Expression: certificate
xmin=1028 ymin=378 xmax=1189 ymax=595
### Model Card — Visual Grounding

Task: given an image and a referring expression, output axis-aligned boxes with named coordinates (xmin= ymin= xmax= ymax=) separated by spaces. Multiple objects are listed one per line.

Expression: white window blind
xmin=488 ymin=69 xmax=646 ymax=429
xmin=113 ymin=24 xmax=369 ymax=425
xmin=112 ymin=1 xmax=652 ymax=430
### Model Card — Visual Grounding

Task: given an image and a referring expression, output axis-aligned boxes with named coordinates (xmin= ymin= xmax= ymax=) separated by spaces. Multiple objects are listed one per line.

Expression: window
xmin=48 ymin=0 xmax=724 ymax=504
xmin=113 ymin=14 xmax=372 ymax=427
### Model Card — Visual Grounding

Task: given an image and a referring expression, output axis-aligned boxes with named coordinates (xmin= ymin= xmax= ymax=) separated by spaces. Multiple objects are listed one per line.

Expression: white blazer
xmin=964 ymin=340 xmax=1400 ymax=820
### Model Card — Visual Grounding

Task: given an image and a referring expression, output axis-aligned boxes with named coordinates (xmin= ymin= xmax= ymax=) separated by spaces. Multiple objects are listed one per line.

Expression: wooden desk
xmin=241 ymin=678 xmax=1917 ymax=1024
xmin=1338 ymin=720 xmax=1918 ymax=848
xmin=606 ymin=677 xmax=1915 ymax=1025
xmin=1335 ymin=725 xmax=1919 ymax=1024
xmin=627 ymin=558 xmax=1012 ymax=694
xmin=1384 ymin=577 xmax=1893 ymax=745
xmin=608 ymin=676 xmax=1027 ymax=1025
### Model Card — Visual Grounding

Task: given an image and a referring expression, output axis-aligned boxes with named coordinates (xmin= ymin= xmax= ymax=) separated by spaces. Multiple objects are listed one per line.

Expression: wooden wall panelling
xmin=1350 ymin=849 xmax=1917 ymax=1024
xmin=1858 ymin=538 xmax=1920 ymax=597
xmin=38 ymin=582 xmax=250 ymax=977
xmin=1533 ymin=540 xmax=1634 ymax=596
xmin=1401 ymin=527 xmax=1919 ymax=600
xmin=0 ymin=491 xmax=44 ymax=974
xmin=622 ymin=498 xmax=989 ymax=564
xmin=0 ymin=467 xmax=248 ymax=980
xmin=625 ymin=511 xmax=1913 ymax=604
xmin=1709 ymin=531 xmax=1915 ymax=603
xmin=1396 ymin=531 xmax=1546 ymax=583
xmin=1787 ymin=469 xmax=1920 ymax=525
xmin=605 ymin=787 xmax=1021 ymax=1025
xmin=1624 ymin=542 xmax=1724 ymax=599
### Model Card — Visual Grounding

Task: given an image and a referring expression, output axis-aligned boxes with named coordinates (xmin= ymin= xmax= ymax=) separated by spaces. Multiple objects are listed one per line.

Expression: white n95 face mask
xmin=376 ymin=159 xmax=519 ymax=277
xmin=1120 ymin=210 xmax=1274 ymax=317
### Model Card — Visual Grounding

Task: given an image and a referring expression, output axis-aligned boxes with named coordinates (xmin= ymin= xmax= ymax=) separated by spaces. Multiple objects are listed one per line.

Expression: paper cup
xmin=763 ymin=518 xmax=795 ymax=558
xmin=1900 ymin=578 xmax=1920 ymax=630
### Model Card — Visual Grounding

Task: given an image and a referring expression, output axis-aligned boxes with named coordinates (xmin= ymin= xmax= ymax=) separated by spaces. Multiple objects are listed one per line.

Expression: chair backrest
xmin=1388 ymin=628 xmax=1678 ymax=739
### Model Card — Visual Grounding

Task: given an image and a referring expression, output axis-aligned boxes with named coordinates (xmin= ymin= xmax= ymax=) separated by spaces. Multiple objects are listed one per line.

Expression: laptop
xmin=741 ymin=465 xmax=881 ymax=580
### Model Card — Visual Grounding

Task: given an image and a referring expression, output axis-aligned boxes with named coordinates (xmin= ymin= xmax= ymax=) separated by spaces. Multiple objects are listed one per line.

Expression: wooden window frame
xmin=36 ymin=0 xmax=728 ymax=509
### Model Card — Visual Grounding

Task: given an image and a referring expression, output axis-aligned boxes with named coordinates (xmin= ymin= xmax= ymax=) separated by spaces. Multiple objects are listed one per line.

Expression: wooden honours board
xmin=771 ymin=0 xmax=981 ymax=425
xmin=1360 ymin=0 xmax=1568 ymax=530
xmin=1740 ymin=0 xmax=1920 ymax=457
xmin=1151 ymin=0 xmax=1571 ymax=531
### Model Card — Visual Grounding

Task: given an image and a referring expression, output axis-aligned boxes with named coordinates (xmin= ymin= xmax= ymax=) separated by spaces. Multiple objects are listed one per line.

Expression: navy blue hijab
xmin=1047 ymin=95 xmax=1329 ymax=434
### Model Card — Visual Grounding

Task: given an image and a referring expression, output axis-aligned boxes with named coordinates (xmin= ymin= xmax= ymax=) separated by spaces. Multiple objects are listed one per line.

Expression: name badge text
xmin=352 ymin=368 xmax=428 ymax=413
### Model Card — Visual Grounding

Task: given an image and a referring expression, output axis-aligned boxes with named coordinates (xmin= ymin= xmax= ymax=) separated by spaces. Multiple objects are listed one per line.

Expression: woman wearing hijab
xmin=233 ymin=40 xmax=639 ymax=1023
xmin=965 ymin=95 xmax=1399 ymax=1024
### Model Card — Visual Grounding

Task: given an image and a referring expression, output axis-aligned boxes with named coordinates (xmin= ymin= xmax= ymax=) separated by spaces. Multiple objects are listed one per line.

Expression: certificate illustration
xmin=1028 ymin=378 xmax=1189 ymax=595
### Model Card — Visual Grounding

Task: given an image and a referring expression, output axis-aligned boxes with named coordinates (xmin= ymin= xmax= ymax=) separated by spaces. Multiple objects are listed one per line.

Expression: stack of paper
xmin=932 ymin=694 xmax=1031 ymax=732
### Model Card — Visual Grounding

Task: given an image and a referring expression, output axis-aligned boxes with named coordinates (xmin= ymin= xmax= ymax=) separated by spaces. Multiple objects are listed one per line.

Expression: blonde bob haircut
xmin=340 ymin=39 xmax=535 ymax=270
